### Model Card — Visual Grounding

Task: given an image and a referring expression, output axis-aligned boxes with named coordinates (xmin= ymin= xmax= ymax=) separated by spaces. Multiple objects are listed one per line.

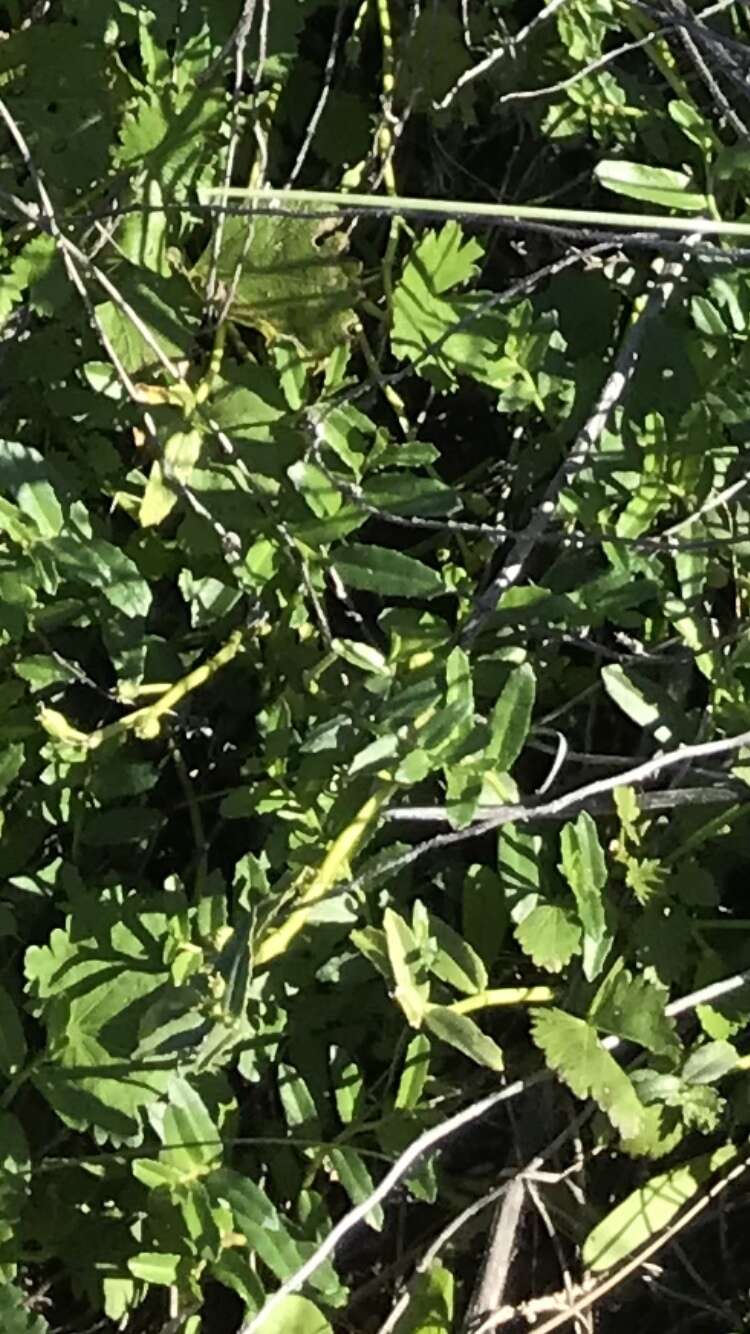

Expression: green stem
xmin=375 ymin=0 xmax=401 ymax=330
xmin=451 ymin=986 xmax=555 ymax=1014
xmin=39 ymin=629 xmax=246 ymax=749
xmin=254 ymin=783 xmax=396 ymax=968
xmin=206 ymin=185 xmax=750 ymax=240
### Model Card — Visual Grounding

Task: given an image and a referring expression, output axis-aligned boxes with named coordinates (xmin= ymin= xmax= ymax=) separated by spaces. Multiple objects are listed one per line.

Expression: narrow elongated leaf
xmin=156 ymin=1076 xmax=222 ymax=1174
xmin=462 ymin=865 xmax=508 ymax=968
xmin=602 ymin=664 xmax=681 ymax=745
xmin=559 ymin=812 xmax=611 ymax=980
xmin=594 ymin=159 xmax=709 ymax=212
xmin=278 ymin=1064 xmax=322 ymax=1134
xmin=424 ymin=1004 xmax=504 ymax=1071
xmin=395 ymin=1033 xmax=431 ymax=1110
xmin=428 ymin=913 xmax=488 ymax=995
xmin=332 ymin=545 xmax=444 ymax=599
xmin=331 ymin=638 xmax=390 ymax=676
xmin=583 ymin=1144 xmax=737 ymax=1272
xmin=682 ymin=1040 xmax=737 ymax=1085
xmin=384 ymin=908 xmax=429 ymax=1026
xmin=485 ymin=663 xmax=535 ymax=771
xmin=328 ymin=1146 xmax=384 ymax=1230
xmin=208 ymin=1168 xmax=305 ymax=1282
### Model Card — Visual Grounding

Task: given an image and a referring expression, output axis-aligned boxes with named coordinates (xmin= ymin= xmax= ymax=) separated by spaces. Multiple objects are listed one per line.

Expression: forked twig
xmin=459 ymin=244 xmax=694 ymax=646
xmin=240 ymin=966 xmax=750 ymax=1333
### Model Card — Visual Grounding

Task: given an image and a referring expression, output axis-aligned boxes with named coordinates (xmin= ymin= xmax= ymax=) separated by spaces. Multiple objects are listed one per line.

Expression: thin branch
xmin=382 ymin=784 xmax=749 ymax=825
xmin=474 ymin=1152 xmax=750 ymax=1334
xmin=238 ymin=1073 xmax=550 ymax=1334
xmin=286 ymin=0 xmax=346 ymax=186
xmin=459 ymin=244 xmax=693 ymax=646
xmin=433 ymin=0 xmax=571 ymax=112
xmin=239 ymin=965 xmax=750 ymax=1334
xmin=350 ymin=724 xmax=750 ymax=892
xmin=462 ymin=1178 xmax=526 ymax=1330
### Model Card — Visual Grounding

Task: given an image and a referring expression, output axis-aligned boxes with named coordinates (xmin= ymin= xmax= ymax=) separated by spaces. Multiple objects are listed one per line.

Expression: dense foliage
xmin=3 ymin=1 xmax=750 ymax=1330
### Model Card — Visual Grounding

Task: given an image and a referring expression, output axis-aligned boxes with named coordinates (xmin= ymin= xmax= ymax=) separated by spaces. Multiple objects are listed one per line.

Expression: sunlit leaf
xmin=583 ymin=1145 xmax=737 ymax=1272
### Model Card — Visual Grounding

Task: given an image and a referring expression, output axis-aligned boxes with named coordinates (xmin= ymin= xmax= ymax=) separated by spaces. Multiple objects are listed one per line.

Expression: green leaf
xmin=392 ymin=1260 xmax=454 ymax=1334
xmin=515 ymin=904 xmax=582 ymax=973
xmin=350 ymin=733 xmax=400 ymax=775
xmin=384 ymin=908 xmax=429 ymax=1026
xmin=531 ymin=1008 xmax=644 ymax=1139
xmin=192 ymin=208 xmax=360 ymax=364
xmin=594 ymin=159 xmax=709 ymax=211
xmin=17 ymin=480 xmax=63 ymax=537
xmin=485 ymin=663 xmax=535 ymax=771
xmin=332 ymin=545 xmax=444 ymax=599
xmin=26 ymin=915 xmax=170 ymax=1138
xmin=207 ymin=1168 xmax=307 ymax=1284
xmin=278 ymin=1063 xmax=322 ymax=1135
xmin=331 ymin=638 xmax=391 ymax=676
xmin=391 ymin=224 xmax=505 ymax=391
xmin=155 ymin=1076 xmax=223 ymax=1175
xmin=668 ymin=99 xmax=717 ymax=154
xmin=0 ymin=741 xmax=24 ymax=796
xmin=602 ymin=664 xmax=682 ymax=745
xmin=0 ymin=1281 xmax=50 ymax=1334
xmin=559 ymin=812 xmax=611 ymax=981
xmin=395 ymin=1033 xmax=431 ymax=1111
xmin=682 ymin=1040 xmax=738 ymax=1085
xmin=582 ymin=1145 xmax=737 ymax=1272
xmin=251 ymin=1295 xmax=333 ymax=1334
xmin=289 ymin=459 xmax=342 ymax=520
xmin=140 ymin=429 xmax=202 ymax=528
xmin=462 ymin=865 xmax=508 ymax=969
xmin=328 ymin=1146 xmax=383 ymax=1230
xmin=427 ymin=913 xmax=487 ymax=995
xmin=52 ymin=535 xmax=152 ymax=618
xmin=499 ymin=824 xmax=542 ymax=923
xmin=330 ymin=1049 xmax=363 ymax=1125
xmin=423 ymin=1005 xmax=504 ymax=1071
xmin=588 ymin=963 xmax=677 ymax=1056
xmin=95 ymin=269 xmax=199 ymax=377
xmin=128 ymin=1252 xmax=182 ymax=1285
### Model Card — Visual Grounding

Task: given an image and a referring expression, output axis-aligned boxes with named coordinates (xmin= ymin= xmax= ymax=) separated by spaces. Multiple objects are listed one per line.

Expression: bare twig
xmin=286 ymin=0 xmax=346 ymax=186
xmin=240 ymin=967 xmax=750 ymax=1333
xmin=434 ymin=0 xmax=571 ymax=112
xmin=459 ymin=246 xmax=693 ymax=646
xmin=382 ymin=784 xmax=748 ymax=825
xmin=351 ymin=726 xmax=750 ymax=894
xmin=474 ymin=1152 xmax=750 ymax=1334
xmin=462 ymin=1179 xmax=526 ymax=1331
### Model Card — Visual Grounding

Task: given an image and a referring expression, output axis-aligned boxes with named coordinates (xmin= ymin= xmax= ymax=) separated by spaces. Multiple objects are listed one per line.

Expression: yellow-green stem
xmin=375 ymin=0 xmax=401 ymax=327
xmin=39 ymin=630 xmax=245 ymax=749
xmin=254 ymin=783 xmax=396 ymax=968
xmin=451 ymin=987 xmax=556 ymax=1014
xmin=619 ymin=2 xmax=693 ymax=103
